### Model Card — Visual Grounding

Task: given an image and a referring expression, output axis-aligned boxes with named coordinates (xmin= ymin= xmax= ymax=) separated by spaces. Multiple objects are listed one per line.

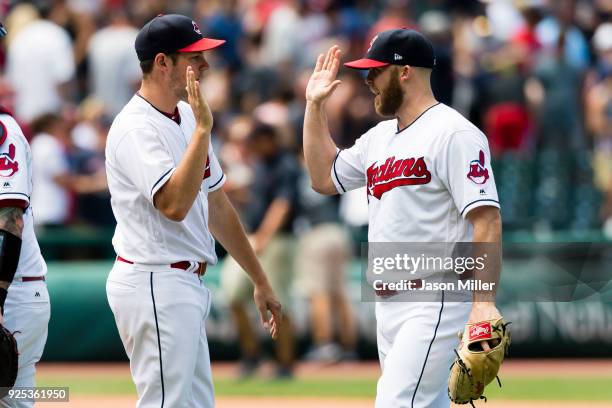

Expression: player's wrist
xmin=251 ymin=273 xmax=272 ymax=289
xmin=194 ymin=126 xmax=211 ymax=138
xmin=472 ymin=292 xmax=497 ymax=303
xmin=471 ymin=301 xmax=496 ymax=309
xmin=305 ymin=98 xmax=325 ymax=108
xmin=468 ymin=301 xmax=501 ymax=324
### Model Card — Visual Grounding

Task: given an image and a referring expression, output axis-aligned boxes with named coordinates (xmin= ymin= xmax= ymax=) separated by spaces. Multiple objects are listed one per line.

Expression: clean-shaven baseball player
xmin=0 ymin=20 xmax=51 ymax=408
xmin=303 ymin=29 xmax=503 ymax=407
xmin=105 ymin=14 xmax=281 ymax=407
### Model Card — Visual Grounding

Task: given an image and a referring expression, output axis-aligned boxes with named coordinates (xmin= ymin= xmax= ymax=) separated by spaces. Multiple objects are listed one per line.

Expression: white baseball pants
xmin=107 ymin=261 xmax=214 ymax=408
xmin=0 ymin=280 xmax=50 ymax=408
xmin=375 ymin=293 xmax=471 ymax=408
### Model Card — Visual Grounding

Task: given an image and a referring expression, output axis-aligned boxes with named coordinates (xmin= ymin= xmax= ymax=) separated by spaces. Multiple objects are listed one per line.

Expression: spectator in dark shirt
xmin=294 ymin=152 xmax=357 ymax=363
xmin=220 ymin=123 xmax=299 ymax=378
xmin=526 ymin=30 xmax=585 ymax=150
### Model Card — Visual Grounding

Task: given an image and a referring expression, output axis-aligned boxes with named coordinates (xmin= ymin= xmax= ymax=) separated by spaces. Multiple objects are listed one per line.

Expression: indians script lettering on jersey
xmin=366 ymin=156 xmax=431 ymax=199
xmin=203 ymin=156 xmax=210 ymax=179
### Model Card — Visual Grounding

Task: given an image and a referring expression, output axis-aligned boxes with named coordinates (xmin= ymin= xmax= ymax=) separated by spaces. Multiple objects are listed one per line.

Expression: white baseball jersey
xmin=105 ymin=95 xmax=226 ymax=265
xmin=0 ymin=112 xmax=47 ymax=279
xmin=331 ymin=103 xmax=499 ymax=408
xmin=331 ymin=103 xmax=500 ymax=243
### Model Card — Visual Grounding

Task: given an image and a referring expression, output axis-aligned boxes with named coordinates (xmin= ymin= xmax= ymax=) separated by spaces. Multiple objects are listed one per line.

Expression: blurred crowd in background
xmin=1 ymin=0 xmax=611 ymax=370
xmin=0 ymin=0 xmax=610 ymax=237
xmin=0 ymin=0 xmax=609 ymax=235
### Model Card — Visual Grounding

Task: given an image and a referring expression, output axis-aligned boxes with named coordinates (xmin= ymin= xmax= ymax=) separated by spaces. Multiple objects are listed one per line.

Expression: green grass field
xmin=37 ymin=375 xmax=612 ymax=401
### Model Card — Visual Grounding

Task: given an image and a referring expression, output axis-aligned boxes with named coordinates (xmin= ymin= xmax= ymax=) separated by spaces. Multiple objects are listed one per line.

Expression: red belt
xmin=116 ymin=256 xmax=207 ymax=277
xmin=21 ymin=276 xmax=46 ymax=282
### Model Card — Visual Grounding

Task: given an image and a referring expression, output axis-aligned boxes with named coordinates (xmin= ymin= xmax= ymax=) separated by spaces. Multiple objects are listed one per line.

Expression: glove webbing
xmin=451 ymin=347 xmax=504 ymax=407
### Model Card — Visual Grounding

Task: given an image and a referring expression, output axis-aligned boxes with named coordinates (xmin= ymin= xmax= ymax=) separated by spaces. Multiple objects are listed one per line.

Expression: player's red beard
xmin=374 ymin=74 xmax=404 ymax=117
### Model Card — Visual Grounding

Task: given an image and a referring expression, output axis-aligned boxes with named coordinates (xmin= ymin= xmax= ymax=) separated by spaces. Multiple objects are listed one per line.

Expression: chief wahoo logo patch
xmin=467 ymin=150 xmax=489 ymax=185
xmin=0 ymin=144 xmax=18 ymax=177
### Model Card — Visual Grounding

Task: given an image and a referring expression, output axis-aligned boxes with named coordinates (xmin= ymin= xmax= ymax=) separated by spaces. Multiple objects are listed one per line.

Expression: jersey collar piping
xmin=395 ymin=102 xmax=441 ymax=134
xmin=136 ymin=93 xmax=181 ymax=125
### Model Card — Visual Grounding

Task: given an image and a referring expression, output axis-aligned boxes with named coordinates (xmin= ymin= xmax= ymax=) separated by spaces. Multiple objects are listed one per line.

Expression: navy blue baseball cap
xmin=345 ymin=28 xmax=435 ymax=69
xmin=135 ymin=14 xmax=225 ymax=61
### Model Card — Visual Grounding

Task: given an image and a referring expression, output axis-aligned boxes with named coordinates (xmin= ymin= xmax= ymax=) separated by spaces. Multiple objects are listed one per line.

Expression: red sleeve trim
xmin=0 ymin=199 xmax=28 ymax=209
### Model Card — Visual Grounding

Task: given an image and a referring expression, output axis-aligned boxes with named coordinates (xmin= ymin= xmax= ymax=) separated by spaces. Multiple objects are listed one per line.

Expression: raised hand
xmin=186 ymin=66 xmax=213 ymax=135
xmin=305 ymin=45 xmax=342 ymax=104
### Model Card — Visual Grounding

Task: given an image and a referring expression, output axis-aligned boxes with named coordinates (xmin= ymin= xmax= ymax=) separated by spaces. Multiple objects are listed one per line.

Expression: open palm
xmin=186 ymin=66 xmax=213 ymax=133
xmin=305 ymin=45 xmax=342 ymax=103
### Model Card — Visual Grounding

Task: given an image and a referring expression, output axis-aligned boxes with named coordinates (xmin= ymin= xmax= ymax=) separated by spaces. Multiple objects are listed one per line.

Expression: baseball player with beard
xmin=105 ymin=14 xmax=281 ymax=407
xmin=303 ymin=29 xmax=503 ymax=407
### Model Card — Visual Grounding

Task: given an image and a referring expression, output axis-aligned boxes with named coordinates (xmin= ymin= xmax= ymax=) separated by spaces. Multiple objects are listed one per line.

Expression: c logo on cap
xmin=192 ymin=21 xmax=202 ymax=35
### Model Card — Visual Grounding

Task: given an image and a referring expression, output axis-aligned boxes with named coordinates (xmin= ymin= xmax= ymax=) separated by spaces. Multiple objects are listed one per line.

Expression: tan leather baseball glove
xmin=448 ymin=318 xmax=511 ymax=407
